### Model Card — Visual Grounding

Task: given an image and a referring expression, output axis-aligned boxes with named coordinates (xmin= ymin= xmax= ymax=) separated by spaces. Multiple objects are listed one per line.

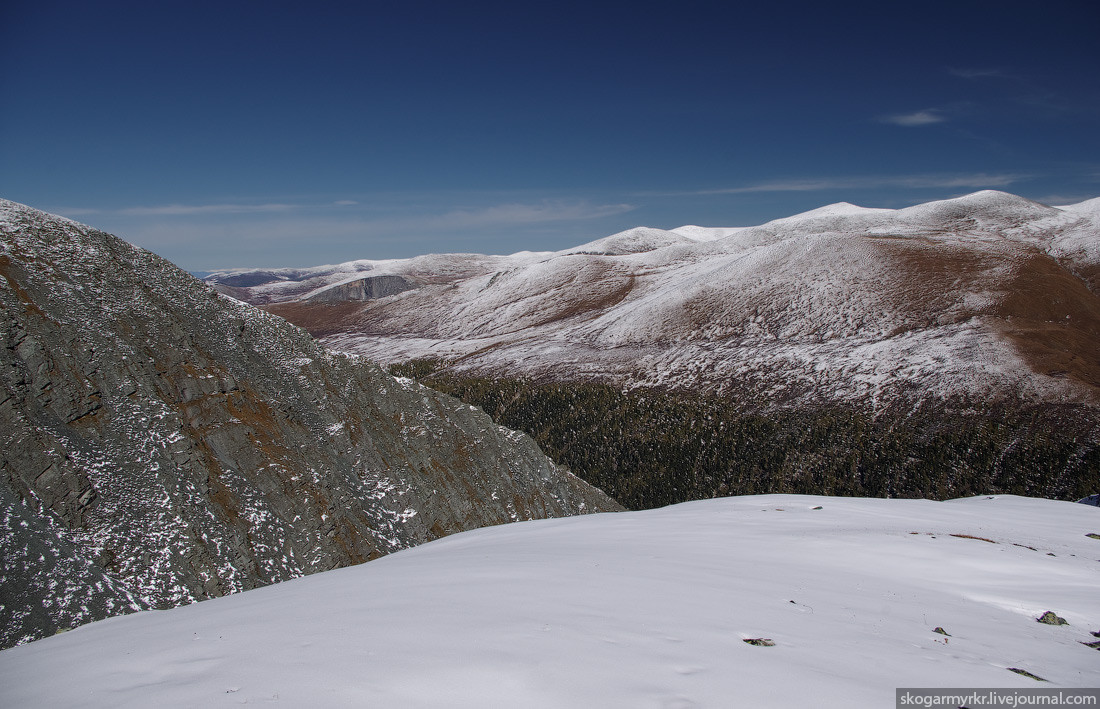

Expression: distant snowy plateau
xmin=210 ymin=190 xmax=1100 ymax=404
xmin=2 ymin=495 xmax=1098 ymax=707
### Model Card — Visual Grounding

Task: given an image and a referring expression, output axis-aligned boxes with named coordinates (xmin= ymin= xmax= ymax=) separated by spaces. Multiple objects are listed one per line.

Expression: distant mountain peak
xmin=778 ymin=200 xmax=893 ymax=220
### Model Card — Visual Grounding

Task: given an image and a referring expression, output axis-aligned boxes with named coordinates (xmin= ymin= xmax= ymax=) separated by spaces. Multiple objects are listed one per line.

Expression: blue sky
xmin=2 ymin=0 xmax=1098 ymax=270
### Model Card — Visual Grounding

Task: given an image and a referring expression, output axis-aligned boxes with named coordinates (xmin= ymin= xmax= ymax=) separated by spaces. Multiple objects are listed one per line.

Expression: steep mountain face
xmin=214 ymin=191 xmax=1100 ymax=405
xmin=0 ymin=199 xmax=620 ymax=649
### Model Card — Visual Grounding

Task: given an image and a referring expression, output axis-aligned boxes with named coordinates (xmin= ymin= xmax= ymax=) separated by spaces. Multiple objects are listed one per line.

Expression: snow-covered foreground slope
xmin=212 ymin=190 xmax=1100 ymax=404
xmin=3 ymin=495 xmax=1098 ymax=707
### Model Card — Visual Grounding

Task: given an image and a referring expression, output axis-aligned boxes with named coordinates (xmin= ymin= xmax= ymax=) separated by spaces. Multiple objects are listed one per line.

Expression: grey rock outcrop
xmin=0 ymin=199 xmax=621 ymax=649
xmin=306 ymin=274 xmax=415 ymax=302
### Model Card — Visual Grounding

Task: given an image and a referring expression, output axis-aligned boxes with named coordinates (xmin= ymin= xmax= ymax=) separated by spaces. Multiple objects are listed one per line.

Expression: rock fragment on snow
xmin=1007 ymin=668 xmax=1047 ymax=681
xmin=1036 ymin=611 xmax=1068 ymax=625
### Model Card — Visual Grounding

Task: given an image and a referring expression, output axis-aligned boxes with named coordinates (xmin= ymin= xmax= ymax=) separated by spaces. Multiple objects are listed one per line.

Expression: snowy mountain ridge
xmin=209 ymin=190 xmax=1100 ymax=405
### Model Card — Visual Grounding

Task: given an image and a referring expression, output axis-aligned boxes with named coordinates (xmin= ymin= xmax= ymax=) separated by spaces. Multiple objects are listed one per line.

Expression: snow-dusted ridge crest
xmin=2 ymin=494 xmax=1097 ymax=707
xmin=212 ymin=190 xmax=1100 ymax=405
xmin=0 ymin=198 xmax=620 ymax=649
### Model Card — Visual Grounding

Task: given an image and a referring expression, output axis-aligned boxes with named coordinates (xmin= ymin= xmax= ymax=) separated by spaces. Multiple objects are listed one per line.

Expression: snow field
xmin=1 ymin=494 xmax=1097 ymax=708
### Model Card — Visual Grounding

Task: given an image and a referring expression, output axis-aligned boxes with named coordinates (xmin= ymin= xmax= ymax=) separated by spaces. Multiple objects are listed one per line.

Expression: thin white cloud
xmin=435 ymin=201 xmax=636 ymax=229
xmin=57 ymin=199 xmax=631 ymax=228
xmin=105 ymin=200 xmax=637 ymax=255
xmin=948 ymin=67 xmax=1004 ymax=80
xmin=55 ymin=203 xmax=297 ymax=217
xmin=899 ymin=173 xmax=1027 ymax=188
xmin=1033 ymin=194 xmax=1096 ymax=207
xmin=63 ymin=196 xmax=633 ymax=231
xmin=664 ymin=173 xmax=1029 ymax=197
xmin=48 ymin=206 xmax=104 ymax=216
xmin=117 ymin=203 xmax=296 ymax=216
xmin=879 ymin=109 xmax=946 ymax=127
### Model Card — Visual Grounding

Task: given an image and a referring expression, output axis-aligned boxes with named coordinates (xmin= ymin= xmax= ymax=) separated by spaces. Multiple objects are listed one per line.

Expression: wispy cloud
xmin=118 ymin=203 xmax=296 ymax=216
xmin=432 ymin=201 xmax=635 ymax=229
xmin=658 ymin=173 xmax=1029 ymax=197
xmin=945 ymin=67 xmax=1091 ymax=119
xmin=1033 ymin=194 xmax=1097 ymax=207
xmin=948 ymin=67 xmax=1004 ymax=80
xmin=57 ymin=203 xmax=297 ymax=217
xmin=55 ymin=198 xmax=632 ymax=226
xmin=88 ymin=197 xmax=636 ymax=251
xmin=106 ymin=199 xmax=639 ymax=269
xmin=878 ymin=109 xmax=947 ymax=127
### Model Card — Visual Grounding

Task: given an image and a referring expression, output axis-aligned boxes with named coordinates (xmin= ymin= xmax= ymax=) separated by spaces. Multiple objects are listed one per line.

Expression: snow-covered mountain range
xmin=2 ymin=494 xmax=1097 ymax=707
xmin=0 ymin=199 xmax=619 ymax=649
xmin=209 ymin=191 xmax=1100 ymax=404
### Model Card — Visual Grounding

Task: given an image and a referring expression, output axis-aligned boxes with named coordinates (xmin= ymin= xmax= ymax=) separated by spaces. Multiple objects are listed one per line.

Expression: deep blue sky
xmin=2 ymin=0 xmax=1098 ymax=270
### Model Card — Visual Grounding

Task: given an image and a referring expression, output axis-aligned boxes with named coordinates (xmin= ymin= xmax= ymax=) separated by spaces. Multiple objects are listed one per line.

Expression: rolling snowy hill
xmin=2 ymin=494 xmax=1098 ymax=707
xmin=210 ymin=191 xmax=1100 ymax=404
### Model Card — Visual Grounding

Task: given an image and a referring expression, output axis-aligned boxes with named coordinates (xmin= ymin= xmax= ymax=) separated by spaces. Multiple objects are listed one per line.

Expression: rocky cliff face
xmin=305 ymin=274 xmax=415 ymax=302
xmin=0 ymin=199 xmax=621 ymax=649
